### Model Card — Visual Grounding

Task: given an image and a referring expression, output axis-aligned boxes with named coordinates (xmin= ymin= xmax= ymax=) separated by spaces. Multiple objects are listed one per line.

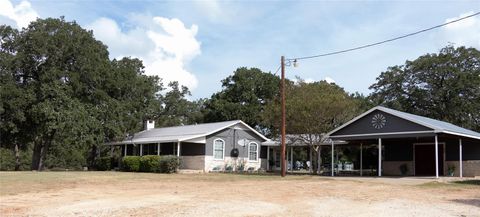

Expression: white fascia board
xmin=439 ymin=130 xmax=480 ymax=140
xmin=237 ymin=120 xmax=269 ymax=141
xmin=328 ymin=130 xmax=436 ymax=139
xmin=326 ymin=106 xmax=442 ymax=138
xmin=203 ymin=120 xmax=269 ymax=141
xmin=181 ymin=136 xmax=207 ymax=144
xmin=262 ymin=141 xmax=279 ymax=146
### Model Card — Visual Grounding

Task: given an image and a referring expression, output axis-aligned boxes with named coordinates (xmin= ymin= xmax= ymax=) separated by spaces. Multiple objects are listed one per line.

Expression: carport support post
xmin=140 ymin=144 xmax=143 ymax=156
xmin=360 ymin=143 xmax=363 ymax=176
xmin=266 ymin=147 xmax=270 ymax=171
xmin=459 ymin=138 xmax=463 ymax=178
xmin=331 ymin=141 xmax=334 ymax=176
xmin=317 ymin=146 xmax=322 ymax=174
xmin=309 ymin=146 xmax=313 ymax=173
xmin=435 ymin=135 xmax=439 ymax=178
xmin=124 ymin=144 xmax=127 ymax=156
xmin=378 ymin=138 xmax=382 ymax=177
xmin=290 ymin=146 xmax=294 ymax=172
xmin=157 ymin=143 xmax=160 ymax=156
xmin=177 ymin=141 xmax=181 ymax=157
xmin=286 ymin=147 xmax=289 ymax=172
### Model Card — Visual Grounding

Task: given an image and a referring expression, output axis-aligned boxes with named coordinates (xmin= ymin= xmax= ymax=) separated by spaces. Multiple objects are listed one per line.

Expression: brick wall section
xmin=180 ymin=156 xmax=205 ymax=171
xmin=445 ymin=160 xmax=480 ymax=177
xmin=383 ymin=161 xmax=414 ymax=176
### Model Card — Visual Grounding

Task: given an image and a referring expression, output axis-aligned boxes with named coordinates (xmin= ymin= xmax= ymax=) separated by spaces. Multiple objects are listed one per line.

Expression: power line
xmin=288 ymin=12 xmax=480 ymax=61
xmin=273 ymin=64 xmax=281 ymax=76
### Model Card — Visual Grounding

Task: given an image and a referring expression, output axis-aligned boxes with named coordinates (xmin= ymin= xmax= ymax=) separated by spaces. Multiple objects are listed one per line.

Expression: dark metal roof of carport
xmin=326 ymin=106 xmax=480 ymax=141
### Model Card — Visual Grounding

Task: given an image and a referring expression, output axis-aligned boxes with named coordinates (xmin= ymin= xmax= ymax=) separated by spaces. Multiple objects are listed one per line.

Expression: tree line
xmin=1 ymin=17 xmax=479 ymax=171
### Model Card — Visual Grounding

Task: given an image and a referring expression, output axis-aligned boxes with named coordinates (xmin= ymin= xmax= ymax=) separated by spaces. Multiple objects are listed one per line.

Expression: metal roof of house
xmin=106 ymin=120 xmax=269 ymax=145
xmin=327 ymin=106 xmax=480 ymax=140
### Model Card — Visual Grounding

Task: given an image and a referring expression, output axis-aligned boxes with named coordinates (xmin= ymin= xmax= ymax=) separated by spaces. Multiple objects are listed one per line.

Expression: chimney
xmin=144 ymin=120 xmax=155 ymax=130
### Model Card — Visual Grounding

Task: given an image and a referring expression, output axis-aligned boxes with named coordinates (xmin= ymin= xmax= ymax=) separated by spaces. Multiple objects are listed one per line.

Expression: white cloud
xmin=88 ymin=16 xmax=201 ymax=90
xmin=443 ymin=11 xmax=480 ymax=48
xmin=0 ymin=0 xmax=38 ymax=29
xmin=193 ymin=0 xmax=222 ymax=19
xmin=292 ymin=77 xmax=315 ymax=84
xmin=324 ymin=76 xmax=335 ymax=84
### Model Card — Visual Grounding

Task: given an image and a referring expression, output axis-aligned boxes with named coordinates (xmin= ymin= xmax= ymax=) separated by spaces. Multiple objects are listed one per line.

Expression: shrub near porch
xmin=122 ymin=155 xmax=181 ymax=173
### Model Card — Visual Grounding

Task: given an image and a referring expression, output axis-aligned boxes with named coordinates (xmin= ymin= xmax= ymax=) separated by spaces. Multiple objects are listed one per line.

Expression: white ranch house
xmin=107 ymin=120 xmax=270 ymax=172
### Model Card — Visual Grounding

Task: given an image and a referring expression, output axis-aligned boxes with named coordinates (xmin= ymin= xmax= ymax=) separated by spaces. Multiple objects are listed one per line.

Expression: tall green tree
xmin=204 ymin=67 xmax=280 ymax=134
xmin=370 ymin=45 xmax=480 ymax=132
xmin=155 ymin=81 xmax=203 ymax=127
xmin=0 ymin=25 xmax=33 ymax=170
xmin=0 ymin=18 xmax=161 ymax=170
xmin=263 ymin=79 xmax=363 ymax=173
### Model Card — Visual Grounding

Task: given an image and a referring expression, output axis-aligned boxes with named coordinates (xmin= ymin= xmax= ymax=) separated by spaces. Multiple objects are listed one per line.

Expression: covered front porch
xmin=107 ymin=141 xmax=207 ymax=171
xmin=327 ymin=135 xmax=470 ymax=178
xmin=117 ymin=142 xmax=181 ymax=157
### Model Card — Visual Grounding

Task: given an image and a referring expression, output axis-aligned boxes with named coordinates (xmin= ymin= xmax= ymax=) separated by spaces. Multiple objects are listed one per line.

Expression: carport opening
xmin=414 ymin=144 xmax=444 ymax=176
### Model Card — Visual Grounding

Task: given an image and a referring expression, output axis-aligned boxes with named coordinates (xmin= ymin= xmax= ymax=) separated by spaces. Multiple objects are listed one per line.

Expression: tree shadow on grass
xmin=453 ymin=180 xmax=480 ymax=186
xmin=451 ymin=199 xmax=480 ymax=208
xmin=450 ymin=180 xmax=480 ymax=208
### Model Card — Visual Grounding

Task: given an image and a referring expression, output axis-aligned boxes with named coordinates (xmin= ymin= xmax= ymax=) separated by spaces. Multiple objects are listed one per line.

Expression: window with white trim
xmin=213 ymin=139 xmax=225 ymax=160
xmin=248 ymin=142 xmax=258 ymax=161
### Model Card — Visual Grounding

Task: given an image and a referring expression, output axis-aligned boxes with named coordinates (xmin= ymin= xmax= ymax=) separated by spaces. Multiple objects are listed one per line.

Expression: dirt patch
xmin=1 ymin=172 xmax=479 ymax=216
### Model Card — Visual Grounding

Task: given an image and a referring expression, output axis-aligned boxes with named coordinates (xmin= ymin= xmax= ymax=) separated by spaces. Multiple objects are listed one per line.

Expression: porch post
xmin=124 ymin=144 xmax=127 ymax=156
xmin=378 ymin=138 xmax=382 ymax=177
xmin=290 ymin=146 xmax=294 ymax=172
xmin=435 ymin=135 xmax=439 ymax=178
xmin=309 ymin=146 xmax=313 ymax=173
xmin=140 ymin=144 xmax=143 ymax=156
xmin=360 ymin=143 xmax=363 ymax=176
xmin=286 ymin=146 xmax=289 ymax=172
xmin=157 ymin=143 xmax=160 ymax=156
xmin=331 ymin=140 xmax=334 ymax=177
xmin=317 ymin=146 xmax=322 ymax=174
xmin=459 ymin=138 xmax=463 ymax=178
xmin=177 ymin=141 xmax=181 ymax=157
xmin=267 ymin=147 xmax=270 ymax=171
xmin=336 ymin=148 xmax=339 ymax=174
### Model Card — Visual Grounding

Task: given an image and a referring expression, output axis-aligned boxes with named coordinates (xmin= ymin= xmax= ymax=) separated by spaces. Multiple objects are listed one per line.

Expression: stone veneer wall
xmin=383 ymin=160 xmax=480 ymax=177
xmin=383 ymin=161 xmax=414 ymax=176
xmin=204 ymin=156 xmax=262 ymax=172
xmin=445 ymin=160 xmax=480 ymax=177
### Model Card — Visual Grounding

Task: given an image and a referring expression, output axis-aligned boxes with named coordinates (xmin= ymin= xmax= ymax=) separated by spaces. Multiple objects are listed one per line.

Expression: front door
xmin=415 ymin=144 xmax=444 ymax=176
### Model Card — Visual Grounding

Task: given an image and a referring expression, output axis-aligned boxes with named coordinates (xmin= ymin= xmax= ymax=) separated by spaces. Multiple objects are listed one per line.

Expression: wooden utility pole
xmin=280 ymin=56 xmax=286 ymax=177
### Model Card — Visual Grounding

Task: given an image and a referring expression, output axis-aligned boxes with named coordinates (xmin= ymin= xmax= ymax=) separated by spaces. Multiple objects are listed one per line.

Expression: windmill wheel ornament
xmin=371 ymin=114 xmax=387 ymax=129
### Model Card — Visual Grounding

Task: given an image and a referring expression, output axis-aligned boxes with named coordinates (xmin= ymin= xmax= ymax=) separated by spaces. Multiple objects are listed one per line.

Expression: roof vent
xmin=144 ymin=120 xmax=155 ymax=131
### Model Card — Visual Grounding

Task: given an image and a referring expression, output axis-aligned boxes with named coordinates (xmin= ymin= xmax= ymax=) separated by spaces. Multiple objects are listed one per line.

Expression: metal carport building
xmin=326 ymin=106 xmax=480 ymax=178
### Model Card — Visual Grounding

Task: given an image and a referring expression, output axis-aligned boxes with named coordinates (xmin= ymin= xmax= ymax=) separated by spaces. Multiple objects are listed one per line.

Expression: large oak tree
xmin=203 ymin=67 xmax=280 ymax=135
xmin=370 ymin=45 xmax=480 ymax=132
xmin=0 ymin=18 xmax=161 ymax=170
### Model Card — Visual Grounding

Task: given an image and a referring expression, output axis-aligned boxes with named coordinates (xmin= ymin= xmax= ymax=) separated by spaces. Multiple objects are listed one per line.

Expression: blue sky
xmin=1 ymin=0 xmax=479 ymax=99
